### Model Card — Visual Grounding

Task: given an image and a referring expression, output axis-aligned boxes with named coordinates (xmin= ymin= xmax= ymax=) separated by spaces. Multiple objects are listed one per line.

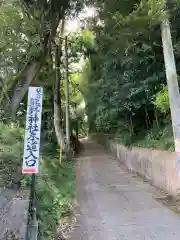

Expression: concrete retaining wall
xmin=107 ymin=140 xmax=180 ymax=198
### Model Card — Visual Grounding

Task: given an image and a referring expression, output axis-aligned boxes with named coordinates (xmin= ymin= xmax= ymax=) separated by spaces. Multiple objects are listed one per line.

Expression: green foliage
xmin=153 ymin=85 xmax=170 ymax=115
xmin=71 ymin=29 xmax=96 ymax=56
xmin=35 ymin=157 xmax=75 ymax=239
xmin=0 ymin=122 xmax=24 ymax=187
xmin=0 ymin=0 xmax=41 ymax=75
xmin=85 ymin=0 xmax=164 ymax=133
xmin=0 ymin=122 xmax=75 ymax=239
xmin=83 ymin=0 xmax=180 ymax=149
xmin=22 ymin=156 xmax=75 ymax=239
xmin=0 ymin=0 xmax=89 ymax=238
xmin=128 ymin=123 xmax=174 ymax=151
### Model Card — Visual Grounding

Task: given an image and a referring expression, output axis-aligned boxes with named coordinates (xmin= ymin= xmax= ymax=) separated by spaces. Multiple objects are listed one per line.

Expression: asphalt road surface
xmin=69 ymin=139 xmax=180 ymax=240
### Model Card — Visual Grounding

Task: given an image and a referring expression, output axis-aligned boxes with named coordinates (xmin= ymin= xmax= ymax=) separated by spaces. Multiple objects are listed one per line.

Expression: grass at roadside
xmin=38 ymin=156 xmax=75 ymax=239
xmin=93 ymin=123 xmax=175 ymax=152
xmin=21 ymin=153 xmax=75 ymax=240
xmin=128 ymin=124 xmax=174 ymax=151
xmin=0 ymin=123 xmax=24 ymax=187
xmin=0 ymin=123 xmax=76 ymax=239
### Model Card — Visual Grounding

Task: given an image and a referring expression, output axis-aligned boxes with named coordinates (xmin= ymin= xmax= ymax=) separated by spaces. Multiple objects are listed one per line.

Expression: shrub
xmin=153 ymin=85 xmax=170 ymax=115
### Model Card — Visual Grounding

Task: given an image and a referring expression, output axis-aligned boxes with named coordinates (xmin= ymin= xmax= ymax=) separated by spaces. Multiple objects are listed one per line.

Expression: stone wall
xmin=106 ymin=140 xmax=180 ymax=198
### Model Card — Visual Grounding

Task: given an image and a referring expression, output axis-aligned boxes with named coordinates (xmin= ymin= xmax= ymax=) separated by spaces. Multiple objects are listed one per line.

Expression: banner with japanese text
xmin=22 ymin=87 xmax=43 ymax=174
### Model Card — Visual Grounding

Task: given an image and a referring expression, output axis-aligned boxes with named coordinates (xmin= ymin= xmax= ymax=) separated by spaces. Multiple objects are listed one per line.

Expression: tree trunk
xmin=128 ymin=115 xmax=133 ymax=137
xmin=76 ymin=121 xmax=79 ymax=138
xmin=64 ymin=36 xmax=70 ymax=147
xmin=9 ymin=60 xmax=43 ymax=118
xmin=7 ymin=12 xmax=60 ymax=117
xmin=145 ymin=107 xmax=149 ymax=129
xmin=54 ymin=44 xmax=65 ymax=145
xmin=154 ymin=108 xmax=160 ymax=129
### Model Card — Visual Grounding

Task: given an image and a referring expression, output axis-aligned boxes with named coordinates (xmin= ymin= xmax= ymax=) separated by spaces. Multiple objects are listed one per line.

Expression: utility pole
xmin=64 ymin=36 xmax=70 ymax=148
xmin=161 ymin=1 xmax=180 ymax=174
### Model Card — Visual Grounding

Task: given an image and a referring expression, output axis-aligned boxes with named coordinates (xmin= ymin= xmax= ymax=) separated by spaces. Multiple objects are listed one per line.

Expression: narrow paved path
xmin=70 ymin=139 xmax=180 ymax=240
xmin=0 ymin=188 xmax=29 ymax=239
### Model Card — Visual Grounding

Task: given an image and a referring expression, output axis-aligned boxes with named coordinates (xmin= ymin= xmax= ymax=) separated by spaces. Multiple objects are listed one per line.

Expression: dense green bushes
xmin=84 ymin=0 xmax=179 ymax=149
